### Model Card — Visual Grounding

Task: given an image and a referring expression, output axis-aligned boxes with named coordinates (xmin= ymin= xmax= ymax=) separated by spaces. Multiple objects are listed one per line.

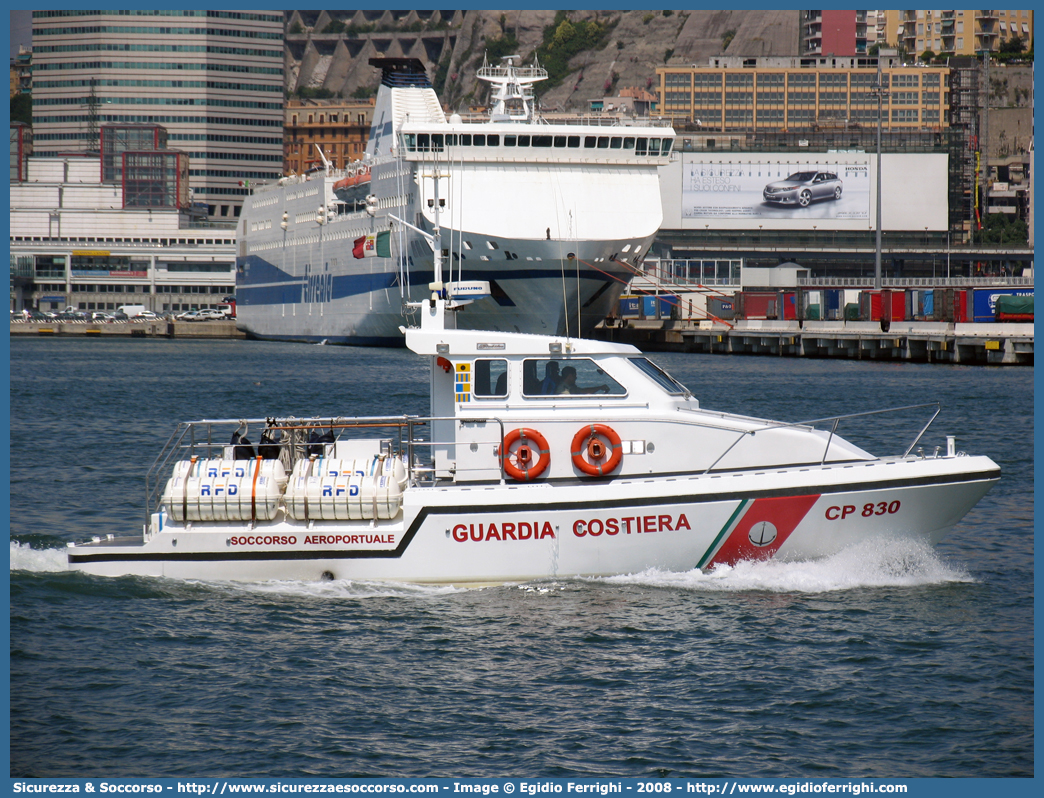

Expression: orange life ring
xmin=570 ymin=424 xmax=623 ymax=476
xmin=500 ymin=428 xmax=551 ymax=481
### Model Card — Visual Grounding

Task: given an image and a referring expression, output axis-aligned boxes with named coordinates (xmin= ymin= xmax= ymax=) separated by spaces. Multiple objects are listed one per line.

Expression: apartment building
xmin=882 ymin=10 xmax=1033 ymax=59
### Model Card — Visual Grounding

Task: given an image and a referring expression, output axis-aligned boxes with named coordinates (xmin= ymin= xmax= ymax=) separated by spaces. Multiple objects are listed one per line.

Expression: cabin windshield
xmin=522 ymin=358 xmax=626 ymax=397
xmin=629 ymin=357 xmax=689 ymax=395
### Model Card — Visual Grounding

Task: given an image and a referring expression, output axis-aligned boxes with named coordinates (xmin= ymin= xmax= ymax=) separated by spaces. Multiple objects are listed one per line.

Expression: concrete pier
xmin=596 ymin=319 xmax=1033 ymax=365
xmin=10 ymin=318 xmax=247 ymax=340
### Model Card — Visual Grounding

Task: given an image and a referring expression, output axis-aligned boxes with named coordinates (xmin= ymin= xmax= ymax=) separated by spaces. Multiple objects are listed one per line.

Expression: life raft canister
xmin=500 ymin=428 xmax=551 ymax=481
xmin=570 ymin=424 xmax=623 ymax=476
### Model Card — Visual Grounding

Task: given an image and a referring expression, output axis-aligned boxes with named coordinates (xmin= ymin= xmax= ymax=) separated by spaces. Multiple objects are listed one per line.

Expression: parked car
xmin=91 ymin=311 xmax=114 ymax=321
xmin=763 ymin=171 xmax=842 ymax=207
xmin=177 ymin=310 xmax=205 ymax=322
xmin=112 ymin=311 xmax=129 ymax=321
xmin=197 ymin=308 xmax=227 ymax=320
xmin=56 ymin=309 xmax=88 ymax=320
xmin=133 ymin=310 xmax=160 ymax=320
xmin=27 ymin=310 xmax=51 ymax=321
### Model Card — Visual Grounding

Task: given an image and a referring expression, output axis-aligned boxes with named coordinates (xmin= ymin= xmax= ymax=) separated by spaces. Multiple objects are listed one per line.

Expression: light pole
xmin=874 ymin=56 xmax=883 ymax=290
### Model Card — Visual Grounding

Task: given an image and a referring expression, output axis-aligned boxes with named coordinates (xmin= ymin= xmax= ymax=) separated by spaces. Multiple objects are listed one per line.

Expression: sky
xmin=10 ymin=9 xmax=31 ymax=57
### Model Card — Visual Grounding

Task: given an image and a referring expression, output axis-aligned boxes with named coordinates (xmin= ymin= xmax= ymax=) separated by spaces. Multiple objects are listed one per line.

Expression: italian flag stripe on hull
xmin=698 ymin=494 xmax=821 ymax=570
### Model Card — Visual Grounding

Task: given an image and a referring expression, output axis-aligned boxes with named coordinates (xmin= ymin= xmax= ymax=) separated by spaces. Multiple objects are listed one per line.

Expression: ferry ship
xmin=234 ymin=57 xmax=675 ymax=345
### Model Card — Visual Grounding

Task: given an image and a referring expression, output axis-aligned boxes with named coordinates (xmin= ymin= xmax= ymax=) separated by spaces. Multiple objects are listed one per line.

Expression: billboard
xmin=660 ymin=152 xmax=949 ymax=232
xmin=683 ymin=159 xmax=870 ymax=222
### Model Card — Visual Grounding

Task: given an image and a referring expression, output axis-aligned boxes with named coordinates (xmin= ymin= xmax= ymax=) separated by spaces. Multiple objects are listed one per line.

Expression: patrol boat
xmin=68 ymin=257 xmax=1001 ymax=583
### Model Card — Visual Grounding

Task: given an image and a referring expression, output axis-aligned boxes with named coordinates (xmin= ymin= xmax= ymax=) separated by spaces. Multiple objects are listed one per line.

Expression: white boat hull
xmin=69 ymin=455 xmax=998 ymax=584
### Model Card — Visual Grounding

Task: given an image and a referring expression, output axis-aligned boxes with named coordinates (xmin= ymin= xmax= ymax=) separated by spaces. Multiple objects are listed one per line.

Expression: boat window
xmin=473 ymin=359 xmax=508 ymax=398
xmin=646 ymin=138 xmax=661 ymax=156
xmin=445 ymin=134 xmax=457 ymax=146
xmin=460 ymin=134 xmax=472 ymax=146
xmin=403 ymin=133 xmax=417 ymax=151
xmin=623 ymin=137 xmax=635 ymax=149
xmin=417 ymin=133 xmax=430 ymax=151
xmin=597 ymin=136 xmax=609 ymax=149
xmin=609 ymin=137 xmax=622 ymax=149
xmin=567 ymin=135 xmax=580 ymax=148
xmin=487 ymin=134 xmax=500 ymax=146
xmin=522 ymin=358 xmax=626 ymax=398
xmin=584 ymin=136 xmax=597 ymax=148
xmin=431 ymin=134 xmax=444 ymax=152
xmin=635 ymin=138 xmax=647 ymax=155
xmin=518 ymin=135 xmax=531 ymax=146
xmin=473 ymin=134 xmax=485 ymax=146
xmin=661 ymin=138 xmax=674 ymax=155
xmin=629 ymin=357 xmax=688 ymax=395
xmin=504 ymin=135 xmax=517 ymax=147
xmin=553 ymin=135 xmax=567 ymax=147
xmin=533 ymin=135 xmax=552 ymax=147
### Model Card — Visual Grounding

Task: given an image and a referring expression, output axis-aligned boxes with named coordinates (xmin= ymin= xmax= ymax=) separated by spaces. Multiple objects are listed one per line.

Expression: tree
xmin=920 ymin=49 xmax=936 ymax=63
xmin=10 ymin=94 xmax=32 ymax=126
xmin=1000 ymin=34 xmax=1025 ymax=54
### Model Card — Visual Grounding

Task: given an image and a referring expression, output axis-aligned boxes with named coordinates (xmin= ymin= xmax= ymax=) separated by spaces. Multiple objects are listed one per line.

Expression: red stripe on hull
xmin=707 ymin=494 xmax=821 ymax=567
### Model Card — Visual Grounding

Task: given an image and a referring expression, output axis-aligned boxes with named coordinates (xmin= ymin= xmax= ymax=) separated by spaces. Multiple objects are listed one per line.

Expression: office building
xmin=656 ymin=56 xmax=949 ymax=132
xmin=29 ymin=9 xmax=285 ymax=221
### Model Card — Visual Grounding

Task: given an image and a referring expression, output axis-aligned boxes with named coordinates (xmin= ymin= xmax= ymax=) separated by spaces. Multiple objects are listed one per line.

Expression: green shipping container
xmin=844 ymin=302 xmax=860 ymax=321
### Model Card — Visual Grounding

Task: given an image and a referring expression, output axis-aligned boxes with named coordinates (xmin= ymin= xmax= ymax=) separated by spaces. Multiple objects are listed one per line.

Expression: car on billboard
xmin=763 ymin=171 xmax=842 ymax=207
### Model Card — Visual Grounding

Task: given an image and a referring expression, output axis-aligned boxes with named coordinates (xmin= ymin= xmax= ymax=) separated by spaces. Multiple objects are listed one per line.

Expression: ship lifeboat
xmin=333 ymin=165 xmax=371 ymax=202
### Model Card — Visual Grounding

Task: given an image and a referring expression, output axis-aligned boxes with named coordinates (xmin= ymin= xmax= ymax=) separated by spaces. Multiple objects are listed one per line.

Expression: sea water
xmin=9 ymin=337 xmax=1033 ymax=778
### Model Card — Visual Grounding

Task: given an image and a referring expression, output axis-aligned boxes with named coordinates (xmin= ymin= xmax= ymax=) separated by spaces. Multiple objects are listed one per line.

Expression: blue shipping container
xmin=642 ymin=294 xmax=678 ymax=318
xmin=824 ymin=288 xmax=842 ymax=320
xmin=971 ymin=287 xmax=1034 ymax=322
xmin=618 ymin=296 xmax=641 ymax=318
xmin=922 ymin=290 xmax=934 ymax=318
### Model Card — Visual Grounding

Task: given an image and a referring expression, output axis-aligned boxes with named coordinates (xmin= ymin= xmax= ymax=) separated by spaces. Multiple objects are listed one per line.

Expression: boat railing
xmin=143 ymin=416 xmax=421 ymax=525
xmin=143 ymin=415 xmax=531 ymax=523
xmin=702 ymin=402 xmax=943 ymax=473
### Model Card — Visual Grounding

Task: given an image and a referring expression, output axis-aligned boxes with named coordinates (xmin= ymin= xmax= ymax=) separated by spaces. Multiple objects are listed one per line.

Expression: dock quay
xmin=10 ymin=318 xmax=247 ymax=340
xmin=595 ymin=319 xmax=1033 ymax=365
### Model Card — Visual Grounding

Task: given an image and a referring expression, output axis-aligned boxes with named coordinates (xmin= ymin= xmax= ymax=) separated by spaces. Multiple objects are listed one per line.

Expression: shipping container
xmin=860 ymin=290 xmax=906 ymax=322
xmin=739 ymin=291 xmax=778 ymax=320
xmin=618 ymin=296 xmax=641 ymax=319
xmin=824 ymin=289 xmax=842 ymax=320
xmin=642 ymin=294 xmax=678 ymax=319
xmin=782 ymin=291 xmax=798 ymax=320
xmin=971 ymin=287 xmax=1034 ymax=322
xmin=707 ymin=296 xmax=734 ymax=320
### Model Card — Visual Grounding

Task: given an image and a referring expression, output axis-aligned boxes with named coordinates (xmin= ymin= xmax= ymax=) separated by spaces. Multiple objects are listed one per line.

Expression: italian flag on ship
xmin=353 ymin=230 xmax=391 ymax=259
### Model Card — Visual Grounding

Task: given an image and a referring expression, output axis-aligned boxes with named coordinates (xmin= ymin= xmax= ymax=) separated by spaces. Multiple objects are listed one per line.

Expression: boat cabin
xmin=403 ymin=301 xmax=873 ymax=485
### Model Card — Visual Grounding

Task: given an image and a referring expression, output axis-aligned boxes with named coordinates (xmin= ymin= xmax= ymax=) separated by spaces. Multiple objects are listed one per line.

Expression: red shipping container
xmin=740 ymin=292 xmax=777 ymax=319
xmin=865 ymin=290 xmax=906 ymax=321
xmin=782 ymin=291 xmax=797 ymax=320
xmin=952 ymin=289 xmax=968 ymax=322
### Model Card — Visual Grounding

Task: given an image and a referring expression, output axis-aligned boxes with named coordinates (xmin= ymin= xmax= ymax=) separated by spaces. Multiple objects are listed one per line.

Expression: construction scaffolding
xmin=948 ymin=57 xmax=983 ymax=245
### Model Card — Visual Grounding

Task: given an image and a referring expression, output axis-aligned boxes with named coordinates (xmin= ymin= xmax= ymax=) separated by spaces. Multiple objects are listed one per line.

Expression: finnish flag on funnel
xmin=353 ymin=231 xmax=391 ymax=259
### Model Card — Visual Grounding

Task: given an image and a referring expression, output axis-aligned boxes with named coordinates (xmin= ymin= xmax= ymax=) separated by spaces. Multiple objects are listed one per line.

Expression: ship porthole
xmin=320 ymin=571 xmax=335 ymax=582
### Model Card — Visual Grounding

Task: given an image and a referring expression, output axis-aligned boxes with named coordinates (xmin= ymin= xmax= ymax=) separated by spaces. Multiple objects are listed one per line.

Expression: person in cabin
xmin=555 ymin=366 xmax=609 ymax=395
xmin=540 ymin=361 xmax=560 ymax=394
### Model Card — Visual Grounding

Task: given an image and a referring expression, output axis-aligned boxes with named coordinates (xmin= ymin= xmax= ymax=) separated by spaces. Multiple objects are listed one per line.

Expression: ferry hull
xmin=68 ymin=456 xmax=998 ymax=584
xmin=235 ymin=236 xmax=639 ymax=344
